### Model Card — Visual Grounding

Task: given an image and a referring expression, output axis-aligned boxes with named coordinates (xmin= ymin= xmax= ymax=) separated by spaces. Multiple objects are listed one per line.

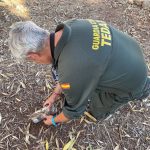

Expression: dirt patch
xmin=0 ymin=0 xmax=150 ymax=149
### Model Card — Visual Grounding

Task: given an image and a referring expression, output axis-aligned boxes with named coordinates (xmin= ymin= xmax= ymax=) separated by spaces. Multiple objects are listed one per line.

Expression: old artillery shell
xmin=30 ymin=105 xmax=57 ymax=123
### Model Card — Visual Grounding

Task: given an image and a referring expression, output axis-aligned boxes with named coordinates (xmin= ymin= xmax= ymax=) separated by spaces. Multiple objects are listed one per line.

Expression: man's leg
xmin=89 ymin=91 xmax=128 ymax=120
xmin=137 ymin=77 xmax=150 ymax=100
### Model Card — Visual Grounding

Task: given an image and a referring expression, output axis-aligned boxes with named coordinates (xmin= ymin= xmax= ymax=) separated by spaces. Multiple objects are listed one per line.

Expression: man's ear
xmin=27 ymin=52 xmax=40 ymax=61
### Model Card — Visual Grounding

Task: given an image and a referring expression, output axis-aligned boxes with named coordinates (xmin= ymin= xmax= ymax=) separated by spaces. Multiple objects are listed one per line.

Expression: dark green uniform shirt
xmin=53 ymin=19 xmax=148 ymax=119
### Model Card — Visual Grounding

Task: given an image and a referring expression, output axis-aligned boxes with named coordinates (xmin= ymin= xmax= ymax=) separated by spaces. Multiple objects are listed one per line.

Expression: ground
xmin=0 ymin=0 xmax=150 ymax=149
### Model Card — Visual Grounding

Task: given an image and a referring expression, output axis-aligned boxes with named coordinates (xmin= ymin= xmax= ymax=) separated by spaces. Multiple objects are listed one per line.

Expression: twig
xmin=103 ymin=124 xmax=114 ymax=149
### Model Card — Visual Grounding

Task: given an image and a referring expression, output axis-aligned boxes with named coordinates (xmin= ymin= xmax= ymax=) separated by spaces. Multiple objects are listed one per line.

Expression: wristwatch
xmin=51 ymin=116 xmax=57 ymax=127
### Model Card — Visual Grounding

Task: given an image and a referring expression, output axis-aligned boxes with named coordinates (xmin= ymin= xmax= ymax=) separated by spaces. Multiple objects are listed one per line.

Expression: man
xmin=9 ymin=19 xmax=150 ymax=126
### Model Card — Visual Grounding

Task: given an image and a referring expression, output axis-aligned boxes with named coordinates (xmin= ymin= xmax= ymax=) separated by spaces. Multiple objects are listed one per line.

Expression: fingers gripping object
xmin=30 ymin=105 xmax=57 ymax=123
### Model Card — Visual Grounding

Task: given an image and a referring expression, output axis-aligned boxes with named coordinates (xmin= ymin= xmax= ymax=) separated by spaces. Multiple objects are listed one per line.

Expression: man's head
xmin=9 ymin=21 xmax=52 ymax=64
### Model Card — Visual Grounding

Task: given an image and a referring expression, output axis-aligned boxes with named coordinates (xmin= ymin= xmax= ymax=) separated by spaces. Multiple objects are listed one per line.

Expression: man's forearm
xmin=50 ymin=83 xmax=62 ymax=103
xmin=51 ymin=84 xmax=70 ymax=123
xmin=54 ymin=112 xmax=70 ymax=123
xmin=54 ymin=83 xmax=62 ymax=94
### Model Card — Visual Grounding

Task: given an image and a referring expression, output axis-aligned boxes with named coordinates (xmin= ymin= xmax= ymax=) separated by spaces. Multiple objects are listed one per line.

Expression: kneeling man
xmin=9 ymin=19 xmax=150 ymax=126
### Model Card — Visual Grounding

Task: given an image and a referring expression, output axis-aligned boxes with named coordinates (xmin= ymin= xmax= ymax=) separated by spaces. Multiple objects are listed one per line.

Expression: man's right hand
xmin=43 ymin=83 xmax=62 ymax=108
xmin=43 ymin=94 xmax=55 ymax=108
xmin=43 ymin=92 xmax=61 ymax=108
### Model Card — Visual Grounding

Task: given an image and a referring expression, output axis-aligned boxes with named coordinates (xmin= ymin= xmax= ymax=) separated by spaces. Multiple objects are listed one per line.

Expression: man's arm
xmin=43 ymin=83 xmax=62 ymax=107
xmin=43 ymin=111 xmax=69 ymax=125
xmin=55 ymin=112 xmax=69 ymax=122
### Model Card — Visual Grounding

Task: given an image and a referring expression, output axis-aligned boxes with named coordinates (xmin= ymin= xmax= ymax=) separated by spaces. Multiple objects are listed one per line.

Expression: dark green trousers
xmin=89 ymin=77 xmax=150 ymax=120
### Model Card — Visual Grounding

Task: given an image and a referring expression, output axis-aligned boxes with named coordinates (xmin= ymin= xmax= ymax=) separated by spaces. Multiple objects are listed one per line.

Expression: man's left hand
xmin=43 ymin=115 xmax=53 ymax=125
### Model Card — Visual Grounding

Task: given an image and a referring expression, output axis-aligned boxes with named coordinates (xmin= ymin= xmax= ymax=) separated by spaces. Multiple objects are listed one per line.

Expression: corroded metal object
xmin=30 ymin=105 xmax=57 ymax=123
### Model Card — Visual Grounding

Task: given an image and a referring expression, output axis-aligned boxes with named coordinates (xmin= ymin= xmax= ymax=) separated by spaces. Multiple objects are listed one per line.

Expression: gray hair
xmin=8 ymin=21 xmax=49 ymax=59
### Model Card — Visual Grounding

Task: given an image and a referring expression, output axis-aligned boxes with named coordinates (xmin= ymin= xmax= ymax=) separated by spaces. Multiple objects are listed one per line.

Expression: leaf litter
xmin=0 ymin=0 xmax=150 ymax=149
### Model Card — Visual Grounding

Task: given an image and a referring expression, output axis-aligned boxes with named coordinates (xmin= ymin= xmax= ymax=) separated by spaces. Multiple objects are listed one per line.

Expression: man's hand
xmin=43 ymin=115 xmax=53 ymax=125
xmin=43 ymin=83 xmax=62 ymax=108
xmin=43 ymin=112 xmax=70 ymax=126
xmin=43 ymin=94 xmax=56 ymax=108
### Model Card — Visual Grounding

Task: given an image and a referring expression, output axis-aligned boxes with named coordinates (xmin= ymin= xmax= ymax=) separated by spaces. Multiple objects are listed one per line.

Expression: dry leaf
xmin=20 ymin=81 xmax=26 ymax=88
xmin=84 ymin=119 xmax=93 ymax=124
xmin=132 ymin=108 xmax=145 ymax=112
xmin=76 ymin=131 xmax=81 ymax=140
xmin=16 ymin=85 xmax=21 ymax=94
xmin=2 ymin=92 xmax=9 ymax=96
xmin=63 ymin=130 xmax=81 ymax=150
xmin=16 ymin=98 xmax=21 ymax=102
xmin=0 ymin=73 xmax=8 ymax=79
xmin=63 ymin=138 xmax=76 ymax=150
xmin=46 ymin=83 xmax=51 ymax=89
xmin=45 ymin=79 xmax=52 ymax=89
xmin=80 ymin=116 xmax=85 ymax=123
xmin=114 ymin=144 xmax=120 ymax=150
xmin=86 ymin=144 xmax=93 ymax=150
xmin=45 ymin=140 xmax=49 ymax=150
xmin=84 ymin=112 xmax=97 ymax=122
xmin=56 ymin=138 xmax=59 ymax=149
xmin=25 ymin=123 xmax=30 ymax=144
xmin=146 ymin=137 xmax=150 ymax=140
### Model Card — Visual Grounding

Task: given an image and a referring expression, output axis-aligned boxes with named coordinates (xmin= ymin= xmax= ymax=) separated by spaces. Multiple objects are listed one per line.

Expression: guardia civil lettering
xmin=87 ymin=19 xmax=112 ymax=50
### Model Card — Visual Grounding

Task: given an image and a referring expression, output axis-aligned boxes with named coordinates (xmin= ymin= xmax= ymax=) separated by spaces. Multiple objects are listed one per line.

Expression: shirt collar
xmin=53 ymin=23 xmax=72 ymax=68
xmin=50 ymin=32 xmax=55 ymax=64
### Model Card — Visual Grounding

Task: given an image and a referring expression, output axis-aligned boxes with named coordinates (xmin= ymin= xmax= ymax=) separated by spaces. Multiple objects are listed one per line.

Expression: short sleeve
xmin=58 ymin=55 xmax=100 ymax=119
